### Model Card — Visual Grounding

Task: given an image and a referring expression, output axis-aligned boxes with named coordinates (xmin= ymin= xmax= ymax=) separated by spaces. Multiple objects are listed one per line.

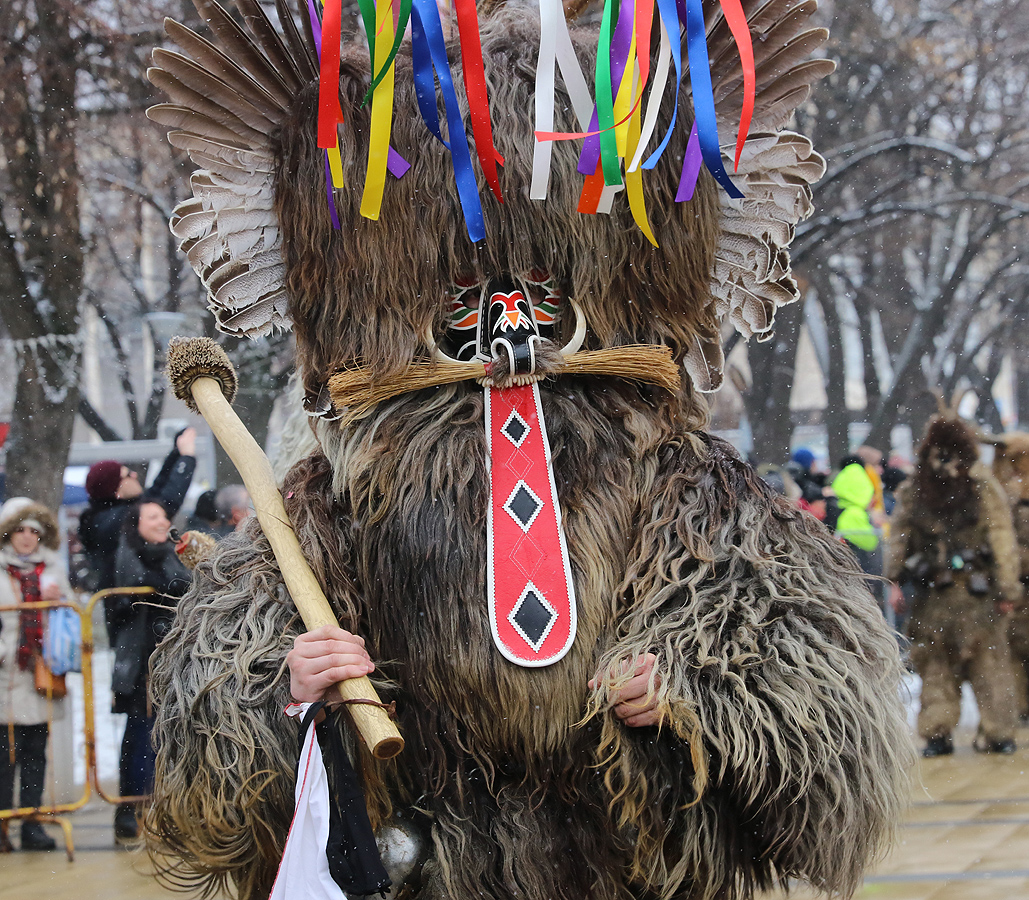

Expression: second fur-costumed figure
xmin=144 ymin=0 xmax=913 ymax=898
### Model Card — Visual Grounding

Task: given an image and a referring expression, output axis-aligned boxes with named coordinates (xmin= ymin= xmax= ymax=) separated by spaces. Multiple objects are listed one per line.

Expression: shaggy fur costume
xmin=149 ymin=381 xmax=910 ymax=900
xmin=886 ymin=418 xmax=1021 ymax=745
xmin=145 ymin=3 xmax=912 ymax=899
xmin=992 ymin=432 xmax=1029 ymax=719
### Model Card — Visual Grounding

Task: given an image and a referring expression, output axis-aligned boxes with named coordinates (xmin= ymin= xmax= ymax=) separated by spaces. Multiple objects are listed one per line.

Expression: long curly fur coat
xmin=148 ymin=381 xmax=910 ymax=900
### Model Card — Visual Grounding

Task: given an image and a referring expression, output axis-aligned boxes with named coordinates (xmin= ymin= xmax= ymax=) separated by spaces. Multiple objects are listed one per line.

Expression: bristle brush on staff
xmin=166 ymin=335 xmax=404 ymax=760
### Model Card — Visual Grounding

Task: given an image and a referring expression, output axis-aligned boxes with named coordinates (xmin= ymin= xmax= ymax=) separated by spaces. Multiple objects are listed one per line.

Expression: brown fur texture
xmin=992 ymin=432 xmax=1029 ymax=578
xmin=887 ymin=437 xmax=1021 ymax=743
xmin=991 ymin=432 xmax=1029 ymax=719
xmin=275 ymin=9 xmax=722 ymax=402
xmin=146 ymin=3 xmax=909 ymax=898
xmin=148 ymin=379 xmax=911 ymax=900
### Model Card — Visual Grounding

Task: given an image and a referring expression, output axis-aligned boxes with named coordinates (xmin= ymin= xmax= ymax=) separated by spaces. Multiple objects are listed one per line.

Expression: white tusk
xmin=560 ymin=298 xmax=587 ymax=357
xmin=423 ymin=325 xmax=482 ymax=368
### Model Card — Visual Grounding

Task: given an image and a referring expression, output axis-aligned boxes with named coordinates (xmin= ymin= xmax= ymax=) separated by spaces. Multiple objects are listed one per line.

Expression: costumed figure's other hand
xmin=174 ymin=529 xmax=218 ymax=570
xmin=589 ymin=653 xmax=664 ymax=728
xmin=176 ymin=426 xmax=197 ymax=457
xmin=287 ymin=624 xmax=375 ymax=704
xmin=888 ymin=582 xmax=906 ymax=615
xmin=996 ymin=599 xmax=1015 ymax=616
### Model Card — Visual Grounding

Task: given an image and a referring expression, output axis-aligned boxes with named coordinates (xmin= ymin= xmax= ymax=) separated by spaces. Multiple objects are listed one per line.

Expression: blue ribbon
xmin=641 ymin=0 xmax=683 ymax=169
xmin=410 ymin=0 xmax=485 ymax=241
xmin=681 ymin=0 xmax=742 ymax=197
xmin=410 ymin=9 xmax=447 ymax=148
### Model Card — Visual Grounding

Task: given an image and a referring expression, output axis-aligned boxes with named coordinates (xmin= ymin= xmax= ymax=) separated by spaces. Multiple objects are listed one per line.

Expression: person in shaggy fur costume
xmin=990 ymin=432 xmax=1029 ymax=722
xmin=886 ymin=416 xmax=1021 ymax=757
xmin=142 ymin=1 xmax=913 ymax=898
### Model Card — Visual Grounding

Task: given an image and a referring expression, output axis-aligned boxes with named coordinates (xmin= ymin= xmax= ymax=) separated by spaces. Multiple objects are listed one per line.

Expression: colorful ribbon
xmin=718 ymin=0 xmax=755 ymax=170
xmin=362 ymin=0 xmax=413 ymax=103
xmin=531 ymin=0 xmax=593 ymax=201
xmin=410 ymin=0 xmax=486 ymax=241
xmin=454 ymin=0 xmax=504 ymax=202
xmin=317 ymin=0 xmax=343 ymax=150
xmin=307 ymin=0 xmax=756 ymax=239
xmin=675 ymin=121 xmax=702 ymax=201
xmin=681 ymin=0 xmax=742 ymax=197
xmin=360 ymin=0 xmax=396 ymax=221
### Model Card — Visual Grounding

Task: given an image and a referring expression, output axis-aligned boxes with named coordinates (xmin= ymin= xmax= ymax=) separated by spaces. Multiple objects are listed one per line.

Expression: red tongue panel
xmin=485 ymin=383 xmax=577 ymax=666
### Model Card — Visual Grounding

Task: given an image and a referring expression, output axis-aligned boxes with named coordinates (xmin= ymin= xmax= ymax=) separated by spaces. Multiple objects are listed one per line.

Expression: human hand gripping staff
xmin=165 ymin=336 xmax=403 ymax=760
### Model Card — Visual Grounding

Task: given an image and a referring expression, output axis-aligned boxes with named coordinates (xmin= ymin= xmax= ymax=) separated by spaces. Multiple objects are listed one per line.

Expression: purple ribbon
xmin=387 ymin=147 xmax=411 ymax=178
xmin=324 ymin=154 xmax=341 ymax=229
xmin=675 ymin=122 xmax=702 ymax=201
xmin=306 ymin=0 xmax=323 ymax=58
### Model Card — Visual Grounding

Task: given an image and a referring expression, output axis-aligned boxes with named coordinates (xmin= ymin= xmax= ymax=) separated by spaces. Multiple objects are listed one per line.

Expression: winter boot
xmin=20 ymin=821 xmax=56 ymax=851
xmin=114 ymin=803 xmax=139 ymax=845
xmin=922 ymin=735 xmax=954 ymax=758
xmin=974 ymin=737 xmax=1017 ymax=754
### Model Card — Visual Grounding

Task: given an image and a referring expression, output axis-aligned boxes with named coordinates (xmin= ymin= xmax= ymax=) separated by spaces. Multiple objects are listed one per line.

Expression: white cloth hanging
xmin=268 ymin=703 xmax=348 ymax=900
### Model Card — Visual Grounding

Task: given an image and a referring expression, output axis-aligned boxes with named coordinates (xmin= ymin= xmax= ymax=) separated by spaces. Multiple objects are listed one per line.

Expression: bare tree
xmin=738 ymin=0 xmax=1029 ymax=465
xmin=0 ymin=1 xmax=89 ymax=508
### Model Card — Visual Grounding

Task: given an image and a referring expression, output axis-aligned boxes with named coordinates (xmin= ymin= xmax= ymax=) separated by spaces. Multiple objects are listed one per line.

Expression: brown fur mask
xmin=914 ymin=417 xmax=981 ymax=527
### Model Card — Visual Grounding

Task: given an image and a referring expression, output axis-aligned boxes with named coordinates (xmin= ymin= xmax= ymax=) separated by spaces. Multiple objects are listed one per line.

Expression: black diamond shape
xmin=507 ymin=483 xmax=542 ymax=529
xmin=512 ymin=589 xmax=556 ymax=648
xmin=503 ymin=413 xmax=529 ymax=446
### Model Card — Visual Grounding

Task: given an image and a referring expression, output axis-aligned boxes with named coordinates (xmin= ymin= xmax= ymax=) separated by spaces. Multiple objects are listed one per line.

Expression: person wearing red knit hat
xmin=85 ymin=460 xmax=139 ymax=503
xmin=79 ymin=429 xmax=196 ymax=597
xmin=77 ymin=428 xmax=197 ymax=844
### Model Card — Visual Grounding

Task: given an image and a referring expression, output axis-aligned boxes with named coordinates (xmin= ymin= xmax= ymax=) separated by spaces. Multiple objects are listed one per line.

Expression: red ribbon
xmin=718 ymin=0 xmax=755 ymax=170
xmin=577 ymin=160 xmax=606 ymax=214
xmin=317 ymin=0 xmax=344 ymax=149
xmin=454 ymin=0 xmax=504 ymax=202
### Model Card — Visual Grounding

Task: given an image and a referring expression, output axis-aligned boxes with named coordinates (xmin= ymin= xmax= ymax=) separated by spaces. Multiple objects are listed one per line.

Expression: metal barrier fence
xmin=1 ymin=587 xmax=156 ymax=859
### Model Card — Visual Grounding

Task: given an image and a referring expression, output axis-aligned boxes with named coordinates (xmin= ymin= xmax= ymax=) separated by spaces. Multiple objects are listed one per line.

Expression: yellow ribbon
xmin=360 ymin=0 xmax=396 ymax=220
xmin=328 ymin=139 xmax=345 ymax=189
xmin=625 ymin=64 xmax=657 ymax=247
xmin=612 ymin=28 xmax=638 ymax=158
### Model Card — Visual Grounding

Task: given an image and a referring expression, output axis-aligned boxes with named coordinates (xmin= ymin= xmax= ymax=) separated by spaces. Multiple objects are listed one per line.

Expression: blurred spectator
xmin=881 ymin=465 xmax=908 ymax=517
xmin=0 ymin=498 xmax=73 ymax=852
xmin=856 ymin=445 xmax=888 ymax=532
xmin=798 ymin=480 xmax=828 ymax=522
xmin=78 ymin=428 xmax=196 ymax=642
xmin=832 ymin=461 xmax=883 ymax=599
xmin=109 ymin=500 xmax=191 ymax=843
xmin=215 ymin=484 xmax=251 ymax=534
xmin=185 ymin=489 xmax=222 ymax=536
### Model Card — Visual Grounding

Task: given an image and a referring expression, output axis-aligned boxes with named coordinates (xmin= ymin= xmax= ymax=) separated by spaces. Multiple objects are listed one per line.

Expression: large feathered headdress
xmin=149 ymin=0 xmax=832 ymax=407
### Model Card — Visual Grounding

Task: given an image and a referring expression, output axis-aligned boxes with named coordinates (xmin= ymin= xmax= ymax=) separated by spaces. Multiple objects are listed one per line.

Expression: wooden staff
xmin=166 ymin=336 xmax=403 ymax=760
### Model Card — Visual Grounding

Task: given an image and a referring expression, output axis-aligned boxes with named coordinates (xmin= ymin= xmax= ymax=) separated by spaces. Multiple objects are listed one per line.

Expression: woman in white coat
xmin=0 ymin=498 xmax=72 ymax=852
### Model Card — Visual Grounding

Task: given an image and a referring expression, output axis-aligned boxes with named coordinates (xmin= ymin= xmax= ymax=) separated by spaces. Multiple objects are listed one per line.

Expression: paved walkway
xmin=3 ymin=698 xmax=1028 ymax=900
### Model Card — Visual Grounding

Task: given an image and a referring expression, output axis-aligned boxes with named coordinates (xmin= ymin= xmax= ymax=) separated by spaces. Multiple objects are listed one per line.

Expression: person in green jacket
xmin=832 ymin=461 xmax=883 ymax=587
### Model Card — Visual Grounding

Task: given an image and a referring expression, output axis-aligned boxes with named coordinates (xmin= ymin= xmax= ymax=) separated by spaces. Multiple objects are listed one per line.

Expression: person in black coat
xmin=109 ymin=500 xmax=190 ymax=843
xmin=78 ymin=429 xmax=196 ymax=641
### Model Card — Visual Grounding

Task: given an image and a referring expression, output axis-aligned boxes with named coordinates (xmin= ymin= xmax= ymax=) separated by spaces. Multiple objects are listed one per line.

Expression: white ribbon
xmin=531 ymin=0 xmax=595 ymax=200
xmin=268 ymin=703 xmax=348 ymax=900
xmin=628 ymin=18 xmax=672 ymax=173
